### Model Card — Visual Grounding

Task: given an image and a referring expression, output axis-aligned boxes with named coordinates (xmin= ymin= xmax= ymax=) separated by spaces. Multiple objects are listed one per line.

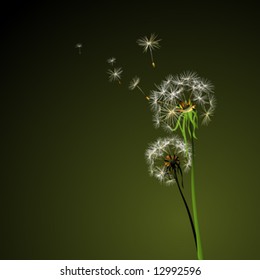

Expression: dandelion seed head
xmin=145 ymin=136 xmax=191 ymax=185
xmin=149 ymin=71 xmax=216 ymax=129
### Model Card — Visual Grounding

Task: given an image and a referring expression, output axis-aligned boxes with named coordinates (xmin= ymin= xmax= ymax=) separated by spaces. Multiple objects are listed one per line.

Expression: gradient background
xmin=1 ymin=1 xmax=259 ymax=259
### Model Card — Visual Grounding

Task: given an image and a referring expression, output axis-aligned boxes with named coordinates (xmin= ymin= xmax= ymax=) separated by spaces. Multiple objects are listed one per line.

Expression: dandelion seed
xmin=154 ymin=166 xmax=168 ymax=182
xmin=164 ymin=74 xmax=174 ymax=85
xmin=192 ymin=91 xmax=208 ymax=105
xmin=129 ymin=76 xmax=149 ymax=100
xmin=153 ymin=83 xmax=168 ymax=98
xmin=200 ymin=78 xmax=214 ymax=93
xmin=129 ymin=76 xmax=140 ymax=90
xmin=201 ymin=108 xmax=214 ymax=125
xmin=137 ymin=33 xmax=161 ymax=68
xmin=152 ymin=114 xmax=161 ymax=128
xmin=107 ymin=67 xmax=123 ymax=84
xmin=180 ymin=71 xmax=198 ymax=83
xmin=160 ymin=103 xmax=180 ymax=128
xmin=162 ymin=123 xmax=174 ymax=133
xmin=165 ymin=86 xmax=182 ymax=103
xmin=75 ymin=43 xmax=83 ymax=55
xmin=149 ymin=92 xmax=161 ymax=112
xmin=107 ymin=57 xmax=116 ymax=66
xmin=208 ymin=94 xmax=217 ymax=110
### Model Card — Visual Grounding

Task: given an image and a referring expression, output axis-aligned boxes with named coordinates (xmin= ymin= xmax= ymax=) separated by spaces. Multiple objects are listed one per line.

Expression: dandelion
xmin=146 ymin=137 xmax=191 ymax=180
xmin=149 ymin=71 xmax=215 ymax=140
xmin=201 ymin=108 xmax=214 ymax=125
xmin=137 ymin=33 xmax=161 ymax=68
xmin=129 ymin=76 xmax=149 ymax=100
xmin=106 ymin=36 xmax=216 ymax=260
xmin=75 ymin=43 xmax=83 ymax=55
xmin=145 ymin=136 xmax=196 ymax=247
xmin=107 ymin=57 xmax=116 ymax=66
xmin=107 ymin=67 xmax=123 ymax=84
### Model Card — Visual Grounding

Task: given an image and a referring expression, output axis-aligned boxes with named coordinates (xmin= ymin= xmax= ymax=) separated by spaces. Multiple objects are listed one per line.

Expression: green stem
xmin=191 ymin=134 xmax=204 ymax=260
xmin=175 ymin=174 xmax=197 ymax=250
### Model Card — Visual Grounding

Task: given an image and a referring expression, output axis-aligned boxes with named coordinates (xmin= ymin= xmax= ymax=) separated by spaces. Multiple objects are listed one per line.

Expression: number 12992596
xmin=154 ymin=267 xmax=201 ymax=276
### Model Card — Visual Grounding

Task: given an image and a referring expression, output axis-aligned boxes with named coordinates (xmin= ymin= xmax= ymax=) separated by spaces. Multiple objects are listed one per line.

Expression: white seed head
xmin=149 ymin=71 xmax=216 ymax=129
xmin=145 ymin=136 xmax=192 ymax=185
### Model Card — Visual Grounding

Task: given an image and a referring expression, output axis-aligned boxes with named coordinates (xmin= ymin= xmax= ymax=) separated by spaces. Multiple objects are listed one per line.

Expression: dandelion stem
xmin=191 ymin=133 xmax=204 ymax=260
xmin=175 ymin=174 xmax=197 ymax=249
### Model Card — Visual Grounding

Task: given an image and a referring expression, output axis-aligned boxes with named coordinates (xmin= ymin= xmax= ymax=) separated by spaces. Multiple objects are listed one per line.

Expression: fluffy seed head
xmin=145 ymin=136 xmax=192 ymax=185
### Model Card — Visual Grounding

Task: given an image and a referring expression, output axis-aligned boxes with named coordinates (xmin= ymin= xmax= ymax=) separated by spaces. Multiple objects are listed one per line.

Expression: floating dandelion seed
xmin=107 ymin=67 xmax=123 ymax=84
xmin=201 ymin=108 xmax=214 ymax=125
xmin=107 ymin=57 xmax=116 ymax=66
xmin=137 ymin=33 xmax=161 ymax=68
xmin=75 ymin=43 xmax=83 ymax=55
xmin=129 ymin=76 xmax=149 ymax=100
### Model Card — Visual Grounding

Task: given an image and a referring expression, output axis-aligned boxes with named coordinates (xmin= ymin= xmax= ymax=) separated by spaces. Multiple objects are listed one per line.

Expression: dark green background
xmin=1 ymin=1 xmax=259 ymax=259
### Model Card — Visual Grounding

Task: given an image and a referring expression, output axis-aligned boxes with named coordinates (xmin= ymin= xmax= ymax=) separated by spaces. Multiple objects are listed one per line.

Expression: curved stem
xmin=175 ymin=174 xmax=197 ymax=250
xmin=191 ymin=134 xmax=204 ymax=260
